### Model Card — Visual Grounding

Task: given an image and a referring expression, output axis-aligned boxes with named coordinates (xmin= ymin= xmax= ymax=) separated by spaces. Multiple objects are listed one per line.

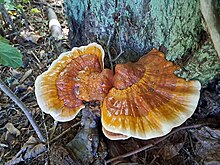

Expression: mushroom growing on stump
xmin=35 ymin=43 xmax=201 ymax=140
xmin=35 ymin=43 xmax=113 ymax=122
xmin=101 ymin=49 xmax=201 ymax=140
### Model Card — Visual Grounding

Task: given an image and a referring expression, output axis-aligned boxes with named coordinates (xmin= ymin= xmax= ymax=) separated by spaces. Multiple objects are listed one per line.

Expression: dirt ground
xmin=0 ymin=0 xmax=220 ymax=165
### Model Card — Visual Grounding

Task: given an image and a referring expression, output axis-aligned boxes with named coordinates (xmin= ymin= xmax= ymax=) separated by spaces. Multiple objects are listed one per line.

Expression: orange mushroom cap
xmin=35 ymin=44 xmax=201 ymax=140
xmin=75 ymin=69 xmax=114 ymax=102
xmin=35 ymin=43 xmax=106 ymax=122
xmin=102 ymin=127 xmax=129 ymax=140
xmin=101 ymin=49 xmax=201 ymax=140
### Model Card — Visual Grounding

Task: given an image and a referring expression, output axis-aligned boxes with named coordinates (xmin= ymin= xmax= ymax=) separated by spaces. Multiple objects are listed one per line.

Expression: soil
xmin=0 ymin=1 xmax=219 ymax=165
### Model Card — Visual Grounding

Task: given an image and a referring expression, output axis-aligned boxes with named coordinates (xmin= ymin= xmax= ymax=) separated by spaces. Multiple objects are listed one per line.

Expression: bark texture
xmin=64 ymin=0 xmax=219 ymax=85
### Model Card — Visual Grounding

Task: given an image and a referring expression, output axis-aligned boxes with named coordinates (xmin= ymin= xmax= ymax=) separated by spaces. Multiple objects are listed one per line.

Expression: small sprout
xmin=31 ymin=8 xmax=40 ymax=14
xmin=16 ymin=4 xmax=23 ymax=10
xmin=22 ymin=0 xmax=30 ymax=3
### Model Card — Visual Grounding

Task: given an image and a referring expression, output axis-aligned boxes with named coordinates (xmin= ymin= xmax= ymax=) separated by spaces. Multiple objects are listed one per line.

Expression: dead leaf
xmin=159 ymin=131 xmax=187 ymax=160
xmin=10 ymin=68 xmax=23 ymax=79
xmin=66 ymin=109 xmax=100 ymax=164
xmin=50 ymin=144 xmax=80 ymax=165
xmin=4 ymin=123 xmax=20 ymax=137
xmin=190 ymin=126 xmax=220 ymax=164
xmin=23 ymin=136 xmax=47 ymax=160
xmin=19 ymin=69 xmax=33 ymax=83
xmin=6 ymin=136 xmax=47 ymax=165
xmin=20 ymin=30 xmax=43 ymax=44
xmin=162 ymin=143 xmax=185 ymax=160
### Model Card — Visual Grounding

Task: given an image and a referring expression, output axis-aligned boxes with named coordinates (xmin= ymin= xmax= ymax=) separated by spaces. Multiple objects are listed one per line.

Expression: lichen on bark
xmin=64 ymin=0 xmax=219 ymax=85
xmin=150 ymin=0 xmax=203 ymax=61
xmin=175 ymin=41 xmax=220 ymax=85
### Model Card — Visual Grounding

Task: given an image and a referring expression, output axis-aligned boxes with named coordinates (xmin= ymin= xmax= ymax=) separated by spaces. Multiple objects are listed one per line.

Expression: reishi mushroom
xmin=35 ymin=44 xmax=201 ymax=140
xmin=101 ymin=49 xmax=201 ymax=140
xmin=35 ymin=43 xmax=113 ymax=121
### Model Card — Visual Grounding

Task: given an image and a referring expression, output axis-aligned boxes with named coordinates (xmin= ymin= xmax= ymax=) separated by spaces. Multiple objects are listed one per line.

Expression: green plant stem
xmin=0 ymin=79 xmax=46 ymax=143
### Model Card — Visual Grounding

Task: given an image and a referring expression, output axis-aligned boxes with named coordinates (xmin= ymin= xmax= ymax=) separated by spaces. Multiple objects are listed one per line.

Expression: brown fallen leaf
xmin=66 ymin=108 xmax=100 ymax=164
xmin=190 ymin=126 xmax=220 ymax=164
xmin=50 ymin=144 xmax=80 ymax=165
xmin=10 ymin=68 xmax=23 ymax=80
xmin=4 ymin=123 xmax=20 ymax=138
xmin=19 ymin=69 xmax=33 ymax=83
xmin=20 ymin=30 xmax=43 ymax=44
xmin=6 ymin=136 xmax=47 ymax=165
xmin=161 ymin=143 xmax=185 ymax=160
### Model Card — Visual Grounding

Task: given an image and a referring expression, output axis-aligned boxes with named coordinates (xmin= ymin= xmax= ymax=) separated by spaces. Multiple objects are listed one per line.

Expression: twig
xmin=111 ymin=50 xmax=124 ymax=62
xmin=0 ymin=3 xmax=17 ymax=32
xmin=110 ymin=28 xmax=124 ymax=62
xmin=32 ymin=0 xmax=55 ymax=10
xmin=49 ymin=121 xmax=81 ymax=144
xmin=106 ymin=123 xmax=212 ymax=164
xmin=20 ymin=90 xmax=32 ymax=101
xmin=30 ymin=50 xmax=41 ymax=64
xmin=49 ymin=120 xmax=58 ymax=139
xmin=107 ymin=12 xmax=124 ymax=66
xmin=41 ymin=110 xmax=50 ymax=155
xmin=32 ymin=1 xmax=48 ymax=6
xmin=0 ymin=79 xmax=46 ymax=143
xmin=107 ymin=27 xmax=115 ymax=70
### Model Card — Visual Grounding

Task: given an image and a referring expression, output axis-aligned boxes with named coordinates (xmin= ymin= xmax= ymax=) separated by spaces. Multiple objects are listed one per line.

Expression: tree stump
xmin=64 ymin=0 xmax=219 ymax=85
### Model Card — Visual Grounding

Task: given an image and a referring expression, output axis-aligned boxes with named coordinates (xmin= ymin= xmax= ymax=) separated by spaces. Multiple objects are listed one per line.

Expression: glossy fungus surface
xmin=35 ymin=43 xmax=106 ymax=121
xmin=101 ymin=49 xmax=201 ymax=140
xmin=35 ymin=44 xmax=201 ymax=140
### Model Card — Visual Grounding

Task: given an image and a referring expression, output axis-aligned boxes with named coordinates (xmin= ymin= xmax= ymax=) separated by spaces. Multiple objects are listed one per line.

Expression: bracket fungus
xmin=35 ymin=44 xmax=201 ymax=140
xmin=35 ymin=43 xmax=113 ymax=121
xmin=102 ymin=49 xmax=201 ymax=140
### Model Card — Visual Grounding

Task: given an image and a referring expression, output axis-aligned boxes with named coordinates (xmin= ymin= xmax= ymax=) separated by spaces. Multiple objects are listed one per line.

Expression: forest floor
xmin=0 ymin=0 xmax=220 ymax=165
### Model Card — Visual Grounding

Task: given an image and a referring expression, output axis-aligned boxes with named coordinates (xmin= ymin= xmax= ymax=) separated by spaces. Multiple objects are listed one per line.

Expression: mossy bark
xmin=64 ymin=0 xmax=219 ymax=85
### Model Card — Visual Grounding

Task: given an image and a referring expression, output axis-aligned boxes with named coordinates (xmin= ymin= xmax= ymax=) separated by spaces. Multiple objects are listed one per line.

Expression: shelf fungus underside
xmin=35 ymin=43 xmax=201 ymax=140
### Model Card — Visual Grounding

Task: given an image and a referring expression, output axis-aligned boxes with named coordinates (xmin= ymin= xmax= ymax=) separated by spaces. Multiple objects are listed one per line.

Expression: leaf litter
xmin=0 ymin=0 xmax=220 ymax=164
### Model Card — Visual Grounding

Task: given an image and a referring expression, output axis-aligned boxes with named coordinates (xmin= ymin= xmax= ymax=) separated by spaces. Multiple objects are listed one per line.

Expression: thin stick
xmin=0 ymin=3 xmax=17 ymax=32
xmin=0 ymin=79 xmax=46 ymax=143
xmin=107 ymin=19 xmax=124 ymax=64
xmin=111 ymin=50 xmax=124 ymax=62
xmin=106 ymin=123 xmax=210 ymax=164
xmin=107 ymin=27 xmax=115 ymax=70
xmin=111 ymin=27 xmax=124 ymax=62
xmin=49 ymin=121 xmax=81 ymax=144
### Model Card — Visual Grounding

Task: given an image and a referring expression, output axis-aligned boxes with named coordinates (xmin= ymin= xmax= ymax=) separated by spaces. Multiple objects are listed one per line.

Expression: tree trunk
xmin=64 ymin=0 xmax=219 ymax=85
